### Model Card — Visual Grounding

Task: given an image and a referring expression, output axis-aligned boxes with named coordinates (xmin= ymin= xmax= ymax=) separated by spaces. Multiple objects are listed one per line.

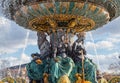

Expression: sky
xmin=0 ymin=9 xmax=120 ymax=73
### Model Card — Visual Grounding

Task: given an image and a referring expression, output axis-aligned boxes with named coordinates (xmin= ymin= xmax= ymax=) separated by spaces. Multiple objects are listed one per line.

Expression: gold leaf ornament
xmin=35 ymin=59 xmax=42 ymax=64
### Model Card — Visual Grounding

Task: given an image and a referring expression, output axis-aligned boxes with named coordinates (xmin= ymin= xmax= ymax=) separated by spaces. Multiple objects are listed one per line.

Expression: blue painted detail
xmin=83 ymin=3 xmax=88 ymax=11
xmin=27 ymin=6 xmax=37 ymax=17
xmin=48 ymin=7 xmax=54 ymax=14
xmin=78 ymin=3 xmax=88 ymax=16
xmin=37 ymin=9 xmax=43 ymax=16
xmin=73 ymin=8 xmax=80 ymax=15
xmin=93 ymin=7 xmax=99 ymax=14
xmin=68 ymin=2 xmax=75 ymax=14
xmin=40 ymin=4 xmax=49 ymax=15
xmin=62 ymin=7 xmax=67 ymax=14
xmin=55 ymin=2 xmax=60 ymax=14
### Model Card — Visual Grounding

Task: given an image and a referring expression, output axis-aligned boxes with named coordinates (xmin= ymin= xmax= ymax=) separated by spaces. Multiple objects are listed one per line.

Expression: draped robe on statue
xmin=49 ymin=56 xmax=75 ymax=83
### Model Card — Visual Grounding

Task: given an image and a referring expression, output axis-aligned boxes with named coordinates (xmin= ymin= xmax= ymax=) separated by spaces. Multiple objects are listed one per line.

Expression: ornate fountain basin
xmin=2 ymin=0 xmax=120 ymax=33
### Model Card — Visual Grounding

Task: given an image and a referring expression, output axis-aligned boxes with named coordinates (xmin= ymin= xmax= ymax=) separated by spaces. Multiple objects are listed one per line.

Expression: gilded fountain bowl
xmin=2 ymin=0 xmax=120 ymax=33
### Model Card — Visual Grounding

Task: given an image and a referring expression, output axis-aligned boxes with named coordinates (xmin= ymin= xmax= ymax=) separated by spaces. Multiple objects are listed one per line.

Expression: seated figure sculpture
xmin=72 ymin=33 xmax=86 ymax=62
xmin=26 ymin=53 xmax=44 ymax=83
xmin=71 ymin=32 xmax=97 ymax=83
xmin=37 ymin=32 xmax=51 ymax=59
xmin=57 ymin=35 xmax=72 ymax=57
xmin=49 ymin=35 xmax=75 ymax=83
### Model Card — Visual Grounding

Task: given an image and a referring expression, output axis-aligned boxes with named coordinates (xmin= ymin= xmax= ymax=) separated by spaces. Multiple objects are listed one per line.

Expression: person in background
xmin=2 ymin=70 xmax=15 ymax=83
xmin=97 ymin=70 xmax=108 ymax=83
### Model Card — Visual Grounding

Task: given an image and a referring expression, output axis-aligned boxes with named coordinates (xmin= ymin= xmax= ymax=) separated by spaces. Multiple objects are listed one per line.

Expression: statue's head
xmin=37 ymin=32 xmax=47 ymax=39
xmin=76 ymin=32 xmax=85 ymax=42
xmin=6 ymin=69 xmax=12 ymax=77
xmin=61 ymin=35 xmax=69 ymax=43
xmin=31 ymin=53 xmax=40 ymax=59
xmin=61 ymin=53 xmax=67 ymax=58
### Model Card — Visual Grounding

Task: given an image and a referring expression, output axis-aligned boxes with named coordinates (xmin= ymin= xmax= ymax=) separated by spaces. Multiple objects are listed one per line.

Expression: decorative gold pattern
xmin=58 ymin=75 xmax=71 ymax=83
xmin=109 ymin=76 xmax=120 ymax=83
xmin=35 ymin=59 xmax=42 ymax=64
xmin=43 ymin=73 xmax=49 ymax=83
xmin=29 ymin=14 xmax=95 ymax=33
xmin=13 ymin=1 xmax=110 ymax=33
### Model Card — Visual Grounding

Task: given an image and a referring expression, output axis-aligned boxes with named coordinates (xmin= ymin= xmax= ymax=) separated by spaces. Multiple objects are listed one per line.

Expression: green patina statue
xmin=26 ymin=32 xmax=97 ymax=83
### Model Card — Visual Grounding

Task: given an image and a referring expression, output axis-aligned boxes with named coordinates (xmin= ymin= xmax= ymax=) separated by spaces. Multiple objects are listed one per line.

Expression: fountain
xmin=1 ymin=0 xmax=120 ymax=83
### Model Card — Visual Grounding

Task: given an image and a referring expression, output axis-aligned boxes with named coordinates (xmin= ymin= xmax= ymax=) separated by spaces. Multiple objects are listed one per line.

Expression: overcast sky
xmin=0 ymin=9 xmax=120 ymax=73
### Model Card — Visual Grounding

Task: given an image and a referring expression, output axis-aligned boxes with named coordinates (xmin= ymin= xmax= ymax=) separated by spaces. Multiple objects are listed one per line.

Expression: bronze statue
xmin=37 ymin=32 xmax=51 ymax=59
xmin=72 ymin=32 xmax=86 ymax=62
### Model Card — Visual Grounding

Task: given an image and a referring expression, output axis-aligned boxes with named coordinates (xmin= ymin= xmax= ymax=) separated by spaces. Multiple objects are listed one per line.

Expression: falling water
xmin=89 ymin=32 xmax=101 ymax=71
xmin=89 ymin=32 xmax=120 ymax=73
xmin=17 ymin=30 xmax=30 ymax=76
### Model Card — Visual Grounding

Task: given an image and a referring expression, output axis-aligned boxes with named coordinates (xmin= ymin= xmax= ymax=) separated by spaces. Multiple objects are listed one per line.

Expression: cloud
xmin=21 ymin=53 xmax=31 ymax=63
xmin=0 ymin=17 xmax=11 ymax=35
xmin=87 ymin=52 xmax=120 ymax=73
xmin=97 ymin=41 xmax=113 ymax=49
xmin=91 ymin=16 xmax=120 ymax=35
xmin=0 ymin=17 xmax=37 ymax=54
xmin=85 ymin=40 xmax=114 ymax=51
xmin=85 ymin=26 xmax=120 ymax=52
xmin=0 ymin=53 xmax=31 ymax=69
xmin=85 ymin=17 xmax=120 ymax=47
xmin=106 ymin=35 xmax=120 ymax=44
xmin=0 ymin=17 xmax=10 ymax=27
xmin=82 ymin=18 xmax=120 ymax=73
